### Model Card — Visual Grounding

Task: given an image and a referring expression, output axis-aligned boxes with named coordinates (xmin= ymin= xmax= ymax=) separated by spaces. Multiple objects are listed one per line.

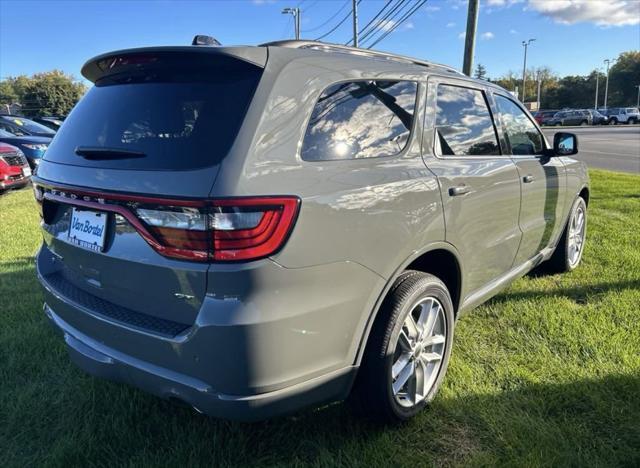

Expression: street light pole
xmin=282 ymin=7 xmax=301 ymax=40
xmin=603 ymin=58 xmax=614 ymax=110
xmin=635 ymin=84 xmax=640 ymax=108
xmin=536 ymin=71 xmax=542 ymax=110
xmin=594 ymin=71 xmax=600 ymax=110
xmin=521 ymin=38 xmax=536 ymax=103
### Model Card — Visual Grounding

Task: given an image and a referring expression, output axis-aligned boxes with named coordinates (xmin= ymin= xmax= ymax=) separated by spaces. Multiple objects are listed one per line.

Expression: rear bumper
xmin=45 ymin=304 xmax=356 ymax=421
xmin=37 ymin=244 xmax=382 ymax=420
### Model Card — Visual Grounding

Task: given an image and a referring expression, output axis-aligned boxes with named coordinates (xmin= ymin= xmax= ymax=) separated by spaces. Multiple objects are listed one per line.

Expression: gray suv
xmin=33 ymin=39 xmax=589 ymax=422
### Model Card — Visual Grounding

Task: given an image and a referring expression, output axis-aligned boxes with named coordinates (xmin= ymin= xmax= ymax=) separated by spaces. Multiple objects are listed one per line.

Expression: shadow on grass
xmin=490 ymin=278 xmax=640 ymax=305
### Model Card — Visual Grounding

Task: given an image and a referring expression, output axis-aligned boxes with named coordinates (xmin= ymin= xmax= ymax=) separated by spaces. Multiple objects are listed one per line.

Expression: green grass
xmin=1 ymin=169 xmax=639 ymax=467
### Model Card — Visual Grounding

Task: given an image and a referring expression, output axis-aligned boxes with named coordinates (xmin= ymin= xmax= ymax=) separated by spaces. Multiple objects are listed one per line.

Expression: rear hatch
xmin=34 ymin=47 xmax=265 ymax=331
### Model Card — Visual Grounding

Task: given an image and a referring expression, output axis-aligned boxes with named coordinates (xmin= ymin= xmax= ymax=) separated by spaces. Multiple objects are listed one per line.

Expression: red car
xmin=0 ymin=142 xmax=31 ymax=193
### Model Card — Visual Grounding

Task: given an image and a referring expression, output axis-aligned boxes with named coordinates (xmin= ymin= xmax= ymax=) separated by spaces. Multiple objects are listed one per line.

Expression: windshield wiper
xmin=75 ymin=146 xmax=146 ymax=160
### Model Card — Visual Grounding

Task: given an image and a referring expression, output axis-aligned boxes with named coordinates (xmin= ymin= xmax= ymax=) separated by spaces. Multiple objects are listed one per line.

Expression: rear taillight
xmin=210 ymin=197 xmax=299 ymax=261
xmin=134 ymin=197 xmax=299 ymax=261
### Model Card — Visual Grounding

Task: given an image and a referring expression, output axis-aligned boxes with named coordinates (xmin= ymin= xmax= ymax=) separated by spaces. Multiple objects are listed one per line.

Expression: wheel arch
xmin=353 ymin=242 xmax=463 ymax=366
xmin=579 ymin=185 xmax=590 ymax=206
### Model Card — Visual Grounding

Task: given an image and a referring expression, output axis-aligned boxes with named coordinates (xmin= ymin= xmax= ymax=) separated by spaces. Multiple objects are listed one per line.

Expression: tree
xmin=20 ymin=71 xmax=87 ymax=117
xmin=0 ymin=71 xmax=86 ymax=117
xmin=474 ymin=63 xmax=488 ymax=80
xmin=608 ymin=51 xmax=640 ymax=107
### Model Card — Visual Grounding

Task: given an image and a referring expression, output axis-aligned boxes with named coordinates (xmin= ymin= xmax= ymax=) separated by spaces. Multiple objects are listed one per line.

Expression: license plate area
xmin=68 ymin=208 xmax=107 ymax=252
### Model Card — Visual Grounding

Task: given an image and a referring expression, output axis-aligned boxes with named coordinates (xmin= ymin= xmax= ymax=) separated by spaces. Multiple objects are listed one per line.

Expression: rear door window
xmin=434 ymin=84 xmax=500 ymax=156
xmin=44 ymin=57 xmax=262 ymax=170
xmin=301 ymin=80 xmax=418 ymax=161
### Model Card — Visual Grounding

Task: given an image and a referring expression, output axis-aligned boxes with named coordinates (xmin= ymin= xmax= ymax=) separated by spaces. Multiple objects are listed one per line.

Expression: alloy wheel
xmin=568 ymin=205 xmax=586 ymax=267
xmin=391 ymin=297 xmax=446 ymax=408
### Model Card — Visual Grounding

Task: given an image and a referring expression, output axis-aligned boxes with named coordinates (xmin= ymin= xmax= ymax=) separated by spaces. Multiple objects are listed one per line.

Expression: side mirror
xmin=553 ymin=132 xmax=578 ymax=156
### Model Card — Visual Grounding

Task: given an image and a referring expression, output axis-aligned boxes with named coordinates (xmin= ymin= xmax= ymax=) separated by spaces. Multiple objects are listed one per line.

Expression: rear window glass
xmin=1 ymin=117 xmax=56 ymax=136
xmin=301 ymin=80 xmax=417 ymax=161
xmin=434 ymin=84 xmax=499 ymax=157
xmin=44 ymin=58 xmax=262 ymax=170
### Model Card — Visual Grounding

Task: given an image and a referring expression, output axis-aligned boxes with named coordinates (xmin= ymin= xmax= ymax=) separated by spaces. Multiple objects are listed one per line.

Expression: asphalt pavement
xmin=542 ymin=126 xmax=640 ymax=174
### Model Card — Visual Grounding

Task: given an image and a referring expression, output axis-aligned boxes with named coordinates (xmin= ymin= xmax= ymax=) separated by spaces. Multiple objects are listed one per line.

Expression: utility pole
xmin=521 ymin=38 xmax=535 ymax=103
xmin=352 ymin=0 xmax=359 ymax=47
xmin=282 ymin=7 xmax=301 ymax=40
xmin=603 ymin=58 xmax=614 ymax=110
xmin=462 ymin=0 xmax=479 ymax=76
xmin=635 ymin=84 xmax=640 ymax=108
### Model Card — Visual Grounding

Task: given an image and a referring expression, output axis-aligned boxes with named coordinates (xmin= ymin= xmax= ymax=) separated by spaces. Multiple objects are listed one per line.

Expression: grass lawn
xmin=1 ymin=169 xmax=638 ymax=467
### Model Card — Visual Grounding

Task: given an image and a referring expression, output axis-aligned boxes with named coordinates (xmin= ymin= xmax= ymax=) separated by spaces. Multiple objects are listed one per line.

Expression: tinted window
xmin=301 ymin=80 xmax=417 ymax=161
xmin=495 ymin=95 xmax=543 ymax=155
xmin=0 ymin=117 xmax=55 ymax=136
xmin=44 ymin=59 xmax=262 ymax=170
xmin=434 ymin=84 xmax=499 ymax=156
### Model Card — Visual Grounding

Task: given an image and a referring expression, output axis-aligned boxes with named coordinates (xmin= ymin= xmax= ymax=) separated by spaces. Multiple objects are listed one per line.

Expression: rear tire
xmin=350 ymin=271 xmax=454 ymax=422
xmin=547 ymin=196 xmax=587 ymax=273
xmin=629 ymin=117 xmax=638 ymax=125
xmin=580 ymin=120 xmax=588 ymax=126
xmin=610 ymin=117 xmax=618 ymax=125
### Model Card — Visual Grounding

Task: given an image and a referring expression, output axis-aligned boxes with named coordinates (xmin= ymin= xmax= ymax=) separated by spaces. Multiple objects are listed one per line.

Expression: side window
xmin=495 ymin=94 xmax=544 ymax=155
xmin=434 ymin=84 xmax=500 ymax=156
xmin=301 ymin=80 xmax=417 ymax=161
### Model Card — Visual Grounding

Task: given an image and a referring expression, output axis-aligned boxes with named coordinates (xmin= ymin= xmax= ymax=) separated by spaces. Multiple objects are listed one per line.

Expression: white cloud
xmin=458 ymin=32 xmax=466 ymax=40
xmin=509 ymin=29 xmax=518 ymax=34
xmin=487 ymin=0 xmax=523 ymax=6
xmin=424 ymin=5 xmax=441 ymax=12
xmin=404 ymin=21 xmax=415 ymax=30
xmin=252 ymin=0 xmax=275 ymax=4
xmin=446 ymin=22 xmax=456 ymax=28
xmin=481 ymin=31 xmax=495 ymax=40
xmin=527 ymin=0 xmax=640 ymax=26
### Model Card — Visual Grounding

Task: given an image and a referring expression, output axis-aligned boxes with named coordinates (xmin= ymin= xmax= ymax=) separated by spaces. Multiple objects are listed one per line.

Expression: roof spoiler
xmin=81 ymin=46 xmax=268 ymax=83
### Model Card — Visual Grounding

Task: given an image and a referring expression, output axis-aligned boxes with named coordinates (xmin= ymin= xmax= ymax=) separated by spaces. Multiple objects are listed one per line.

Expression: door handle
xmin=523 ymin=175 xmax=535 ymax=183
xmin=449 ymin=185 xmax=471 ymax=196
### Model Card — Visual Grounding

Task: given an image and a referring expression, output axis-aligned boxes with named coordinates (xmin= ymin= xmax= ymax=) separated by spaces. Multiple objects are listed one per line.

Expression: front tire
xmin=610 ymin=117 xmax=618 ymax=125
xmin=547 ymin=196 xmax=587 ymax=272
xmin=350 ymin=271 xmax=454 ymax=422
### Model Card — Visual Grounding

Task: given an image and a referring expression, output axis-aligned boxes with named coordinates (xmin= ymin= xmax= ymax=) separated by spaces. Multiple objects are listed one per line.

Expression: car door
xmin=491 ymin=92 xmax=567 ymax=265
xmin=422 ymin=78 xmax=522 ymax=297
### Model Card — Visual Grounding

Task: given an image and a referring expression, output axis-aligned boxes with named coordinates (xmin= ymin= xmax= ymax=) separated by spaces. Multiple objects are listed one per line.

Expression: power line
xmin=315 ymin=0 xmax=361 ymax=42
xmin=304 ymin=0 xmax=349 ymax=33
xmin=366 ymin=0 xmax=429 ymax=49
xmin=359 ymin=0 xmax=411 ymax=46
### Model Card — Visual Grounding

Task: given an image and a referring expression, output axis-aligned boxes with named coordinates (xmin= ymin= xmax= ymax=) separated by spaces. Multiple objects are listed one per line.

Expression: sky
xmin=1 ymin=0 xmax=639 ymax=84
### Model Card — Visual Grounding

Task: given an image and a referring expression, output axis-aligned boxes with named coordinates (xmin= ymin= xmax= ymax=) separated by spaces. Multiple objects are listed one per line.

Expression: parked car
xmin=0 ymin=129 xmax=51 ymax=169
xmin=533 ymin=110 xmax=558 ymax=126
xmin=0 ymin=115 xmax=57 ymax=137
xmin=585 ymin=109 xmax=609 ymax=125
xmin=604 ymin=107 xmax=640 ymax=125
xmin=33 ymin=116 xmax=64 ymax=131
xmin=0 ymin=142 xmax=31 ymax=193
xmin=33 ymin=39 xmax=589 ymax=423
xmin=547 ymin=109 xmax=592 ymax=126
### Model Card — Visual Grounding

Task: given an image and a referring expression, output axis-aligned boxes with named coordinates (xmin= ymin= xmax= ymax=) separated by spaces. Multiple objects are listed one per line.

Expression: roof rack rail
xmin=260 ymin=40 xmax=462 ymax=75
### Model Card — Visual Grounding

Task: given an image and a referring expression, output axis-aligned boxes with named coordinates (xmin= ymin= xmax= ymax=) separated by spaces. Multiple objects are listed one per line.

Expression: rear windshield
xmin=1 ymin=117 xmax=56 ymax=136
xmin=44 ymin=58 xmax=262 ymax=170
